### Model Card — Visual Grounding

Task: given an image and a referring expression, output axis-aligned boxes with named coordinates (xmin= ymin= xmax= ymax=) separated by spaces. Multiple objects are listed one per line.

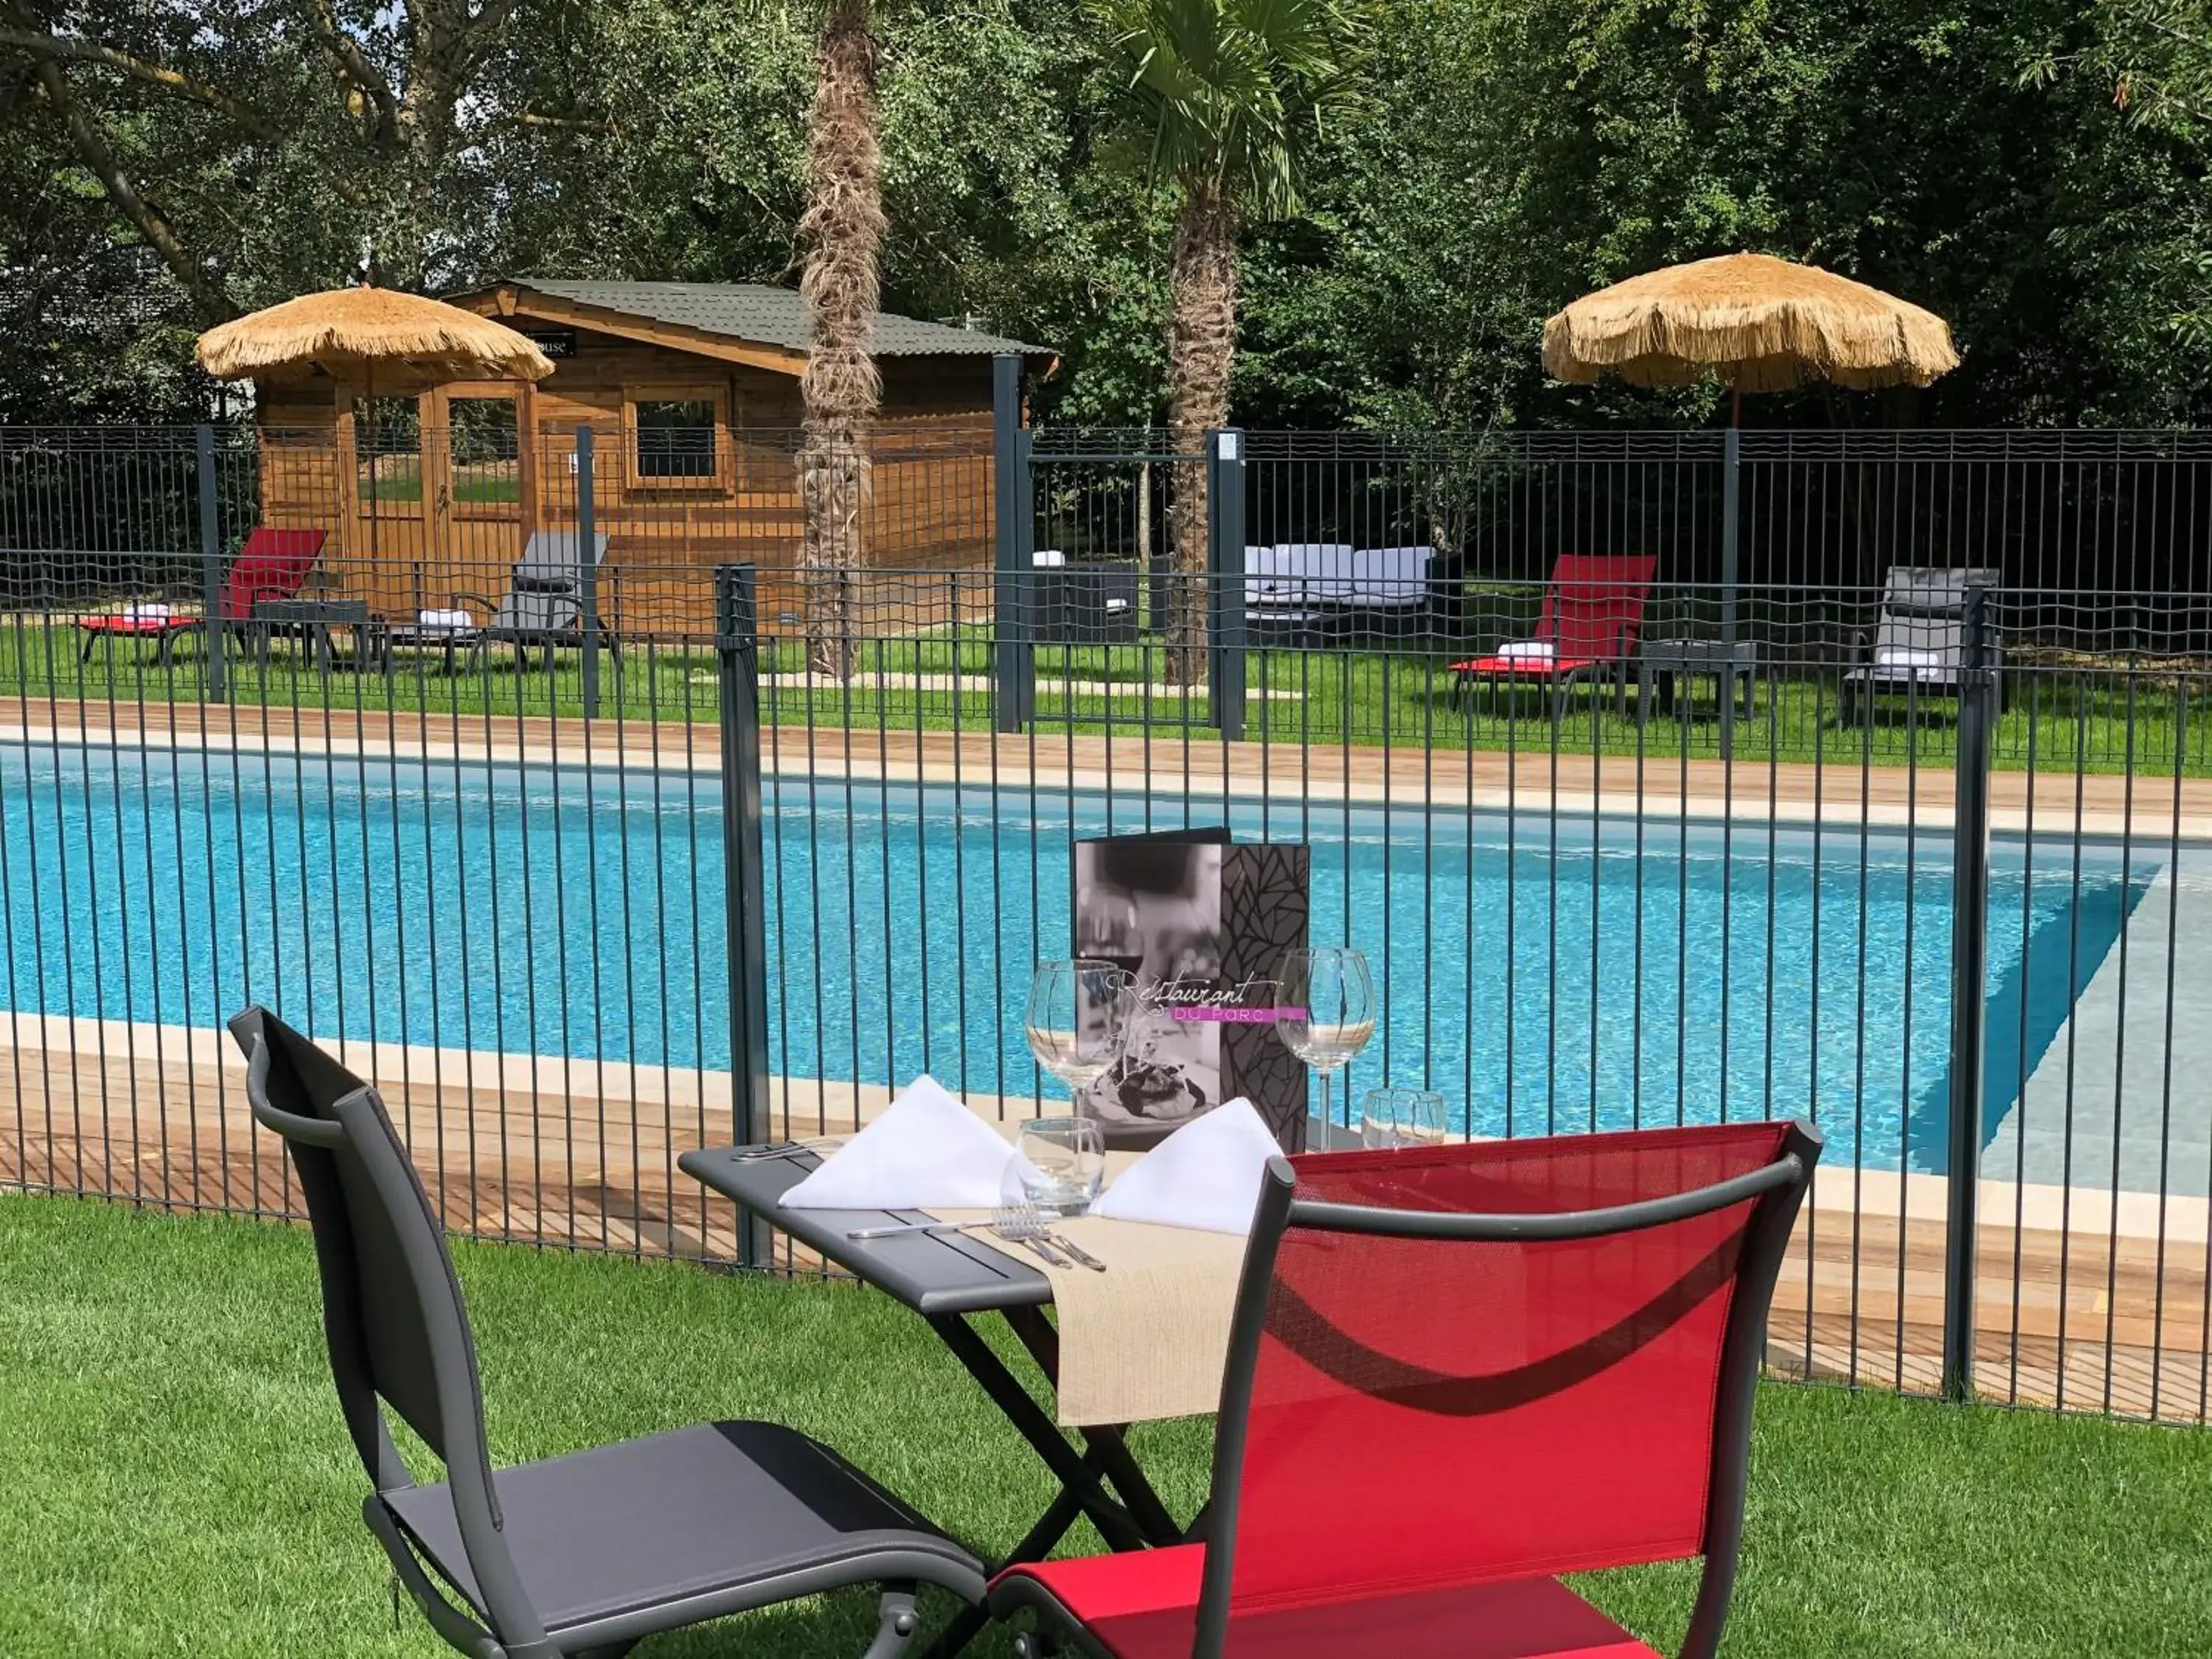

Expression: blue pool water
xmin=0 ymin=742 xmax=2150 ymax=1172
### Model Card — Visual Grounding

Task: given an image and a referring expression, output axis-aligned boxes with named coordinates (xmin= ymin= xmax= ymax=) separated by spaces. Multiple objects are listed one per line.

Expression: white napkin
xmin=417 ymin=608 xmax=476 ymax=633
xmin=782 ymin=1075 xmax=1016 ymax=1210
xmin=1091 ymin=1098 xmax=1281 ymax=1234
xmin=1498 ymin=639 xmax=1555 ymax=662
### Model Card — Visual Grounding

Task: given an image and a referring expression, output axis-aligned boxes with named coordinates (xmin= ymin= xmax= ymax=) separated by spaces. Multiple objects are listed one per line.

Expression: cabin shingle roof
xmin=463 ymin=280 xmax=1047 ymax=359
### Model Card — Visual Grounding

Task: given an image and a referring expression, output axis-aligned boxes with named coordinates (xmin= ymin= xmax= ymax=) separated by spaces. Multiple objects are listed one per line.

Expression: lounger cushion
xmin=994 ymin=1547 xmax=1659 ymax=1658
xmin=1450 ymin=655 xmax=1599 ymax=680
xmin=383 ymin=1420 xmax=981 ymax=1635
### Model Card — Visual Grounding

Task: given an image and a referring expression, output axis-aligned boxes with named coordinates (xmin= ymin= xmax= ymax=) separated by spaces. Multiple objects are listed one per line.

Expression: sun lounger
xmin=1839 ymin=566 xmax=2003 ymax=723
xmin=1448 ymin=552 xmax=1658 ymax=717
xmin=74 ymin=527 xmax=326 ymax=666
xmin=383 ymin=529 xmax=613 ymax=673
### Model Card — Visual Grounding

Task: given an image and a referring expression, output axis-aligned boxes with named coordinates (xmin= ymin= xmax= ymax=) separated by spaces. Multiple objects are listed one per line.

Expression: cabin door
xmin=425 ymin=383 xmax=535 ymax=615
xmin=347 ymin=392 xmax=434 ymax=617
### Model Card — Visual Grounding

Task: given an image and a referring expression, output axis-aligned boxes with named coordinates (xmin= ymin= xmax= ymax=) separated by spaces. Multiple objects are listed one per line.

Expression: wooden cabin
xmin=248 ymin=280 xmax=1051 ymax=636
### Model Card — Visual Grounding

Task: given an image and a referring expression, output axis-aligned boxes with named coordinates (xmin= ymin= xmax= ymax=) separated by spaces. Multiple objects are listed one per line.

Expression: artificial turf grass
xmin=1 ymin=1191 xmax=2207 ymax=1659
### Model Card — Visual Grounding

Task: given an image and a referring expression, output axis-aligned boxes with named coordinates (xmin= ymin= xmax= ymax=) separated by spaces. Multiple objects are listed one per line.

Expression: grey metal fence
xmin=2 ymin=421 xmax=2209 ymax=1427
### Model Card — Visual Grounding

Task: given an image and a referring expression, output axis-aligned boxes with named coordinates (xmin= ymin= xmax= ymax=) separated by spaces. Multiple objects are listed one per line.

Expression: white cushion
xmin=1876 ymin=647 xmax=1949 ymax=669
xmin=1032 ymin=549 xmax=1067 ymax=568
xmin=1498 ymin=640 xmax=1556 ymax=662
xmin=416 ymin=608 xmax=476 ymax=633
xmin=122 ymin=602 xmax=176 ymax=621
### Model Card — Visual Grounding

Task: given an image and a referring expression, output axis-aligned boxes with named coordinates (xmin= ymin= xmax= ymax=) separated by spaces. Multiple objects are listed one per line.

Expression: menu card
xmin=1073 ymin=830 xmax=1311 ymax=1151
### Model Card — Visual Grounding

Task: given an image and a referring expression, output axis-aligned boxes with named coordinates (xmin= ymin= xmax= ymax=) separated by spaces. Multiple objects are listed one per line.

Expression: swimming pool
xmin=0 ymin=740 xmax=2150 ymax=1172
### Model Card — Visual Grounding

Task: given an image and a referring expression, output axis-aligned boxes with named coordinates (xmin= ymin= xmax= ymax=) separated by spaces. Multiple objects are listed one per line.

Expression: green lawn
xmin=2 ymin=1191 xmax=2208 ymax=1657
xmin=18 ymin=611 xmax=2211 ymax=778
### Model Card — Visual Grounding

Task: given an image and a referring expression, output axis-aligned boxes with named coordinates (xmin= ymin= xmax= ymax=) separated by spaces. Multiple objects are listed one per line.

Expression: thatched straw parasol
xmin=1542 ymin=252 xmax=1957 ymax=408
xmin=1541 ymin=254 xmax=1958 ymax=758
xmin=196 ymin=285 xmax=554 ymax=383
xmin=198 ymin=286 xmax=553 ymax=563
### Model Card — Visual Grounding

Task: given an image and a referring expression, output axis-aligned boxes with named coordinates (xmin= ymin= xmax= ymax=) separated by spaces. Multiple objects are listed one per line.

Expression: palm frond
xmin=1092 ymin=0 xmax=1367 ymax=219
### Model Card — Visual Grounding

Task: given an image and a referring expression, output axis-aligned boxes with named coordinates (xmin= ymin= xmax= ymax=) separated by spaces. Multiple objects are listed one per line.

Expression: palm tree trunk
xmin=1164 ymin=178 xmax=1237 ymax=686
xmin=797 ymin=0 xmax=885 ymax=681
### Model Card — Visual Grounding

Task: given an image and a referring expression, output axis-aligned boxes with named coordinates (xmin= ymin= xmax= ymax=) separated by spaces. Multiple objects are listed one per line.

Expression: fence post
xmin=716 ymin=563 xmax=771 ymax=1270
xmin=1207 ymin=429 xmax=1247 ymax=742
xmin=576 ymin=427 xmax=601 ymax=719
xmin=991 ymin=352 xmax=1032 ymax=733
xmin=196 ymin=424 xmax=226 ymax=704
xmin=1719 ymin=424 xmax=1740 ymax=761
xmin=1942 ymin=573 xmax=1997 ymax=1402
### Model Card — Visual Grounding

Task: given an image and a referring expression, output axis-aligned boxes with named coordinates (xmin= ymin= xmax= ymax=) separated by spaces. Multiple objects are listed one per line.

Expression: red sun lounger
xmin=77 ymin=526 xmax=326 ymax=665
xmin=1450 ymin=553 xmax=1658 ymax=716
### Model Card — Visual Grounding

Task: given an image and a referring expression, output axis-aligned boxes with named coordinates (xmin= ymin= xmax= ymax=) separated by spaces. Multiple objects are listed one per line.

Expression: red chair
xmin=1449 ymin=553 xmax=1659 ymax=720
xmin=76 ymin=526 xmax=327 ymax=665
xmin=989 ymin=1119 xmax=1820 ymax=1659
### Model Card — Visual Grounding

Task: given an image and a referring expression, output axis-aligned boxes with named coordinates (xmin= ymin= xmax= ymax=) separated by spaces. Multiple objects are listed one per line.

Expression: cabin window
xmin=352 ymin=396 xmax=424 ymax=504
xmin=625 ymin=386 xmax=731 ymax=490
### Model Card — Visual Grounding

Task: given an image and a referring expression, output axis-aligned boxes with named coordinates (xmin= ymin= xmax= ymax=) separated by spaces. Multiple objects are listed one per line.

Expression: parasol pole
xmin=1720 ymin=378 xmax=1742 ymax=759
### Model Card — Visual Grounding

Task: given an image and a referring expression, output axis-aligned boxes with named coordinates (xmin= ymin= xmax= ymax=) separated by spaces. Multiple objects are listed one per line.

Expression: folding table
xmin=680 ymin=1145 xmax=1198 ymax=1658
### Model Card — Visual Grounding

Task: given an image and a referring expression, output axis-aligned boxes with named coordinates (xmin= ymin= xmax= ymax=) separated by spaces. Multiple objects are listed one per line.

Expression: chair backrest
xmin=1873 ymin=566 xmax=2000 ymax=664
xmin=495 ymin=529 xmax=610 ymax=632
xmin=1534 ymin=553 xmax=1658 ymax=659
xmin=219 ymin=527 xmax=326 ymax=619
xmin=226 ymin=1007 xmax=498 ymax=1508
xmin=1259 ymin=543 xmax=1358 ymax=605
xmin=1349 ymin=546 xmax=1433 ymax=608
xmin=1196 ymin=1120 xmax=1819 ymax=1659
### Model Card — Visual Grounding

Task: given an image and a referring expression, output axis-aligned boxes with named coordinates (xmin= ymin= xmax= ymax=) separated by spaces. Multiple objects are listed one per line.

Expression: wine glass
xmin=1024 ymin=958 xmax=1130 ymax=1105
xmin=1275 ymin=947 xmax=1375 ymax=1129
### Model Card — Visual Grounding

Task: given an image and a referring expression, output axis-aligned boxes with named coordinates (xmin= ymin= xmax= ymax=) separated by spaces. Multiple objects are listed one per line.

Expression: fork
xmin=995 ymin=1204 xmax=1107 ymax=1272
xmin=731 ymin=1135 xmax=847 ymax=1161
xmin=990 ymin=1206 xmax=1074 ymax=1268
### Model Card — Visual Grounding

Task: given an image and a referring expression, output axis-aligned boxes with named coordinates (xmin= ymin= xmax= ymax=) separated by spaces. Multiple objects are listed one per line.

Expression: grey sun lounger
xmin=1839 ymin=566 xmax=2003 ymax=723
xmin=383 ymin=529 xmax=614 ymax=674
xmin=228 ymin=1005 xmax=986 ymax=1659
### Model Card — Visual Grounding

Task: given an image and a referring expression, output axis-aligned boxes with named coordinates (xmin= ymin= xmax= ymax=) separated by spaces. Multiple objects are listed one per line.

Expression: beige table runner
xmin=925 ymin=1207 xmax=1250 ymax=1427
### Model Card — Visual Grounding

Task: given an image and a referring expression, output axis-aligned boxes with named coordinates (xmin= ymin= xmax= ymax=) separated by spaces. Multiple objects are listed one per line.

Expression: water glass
xmin=1273 ymin=947 xmax=1377 ymax=1127
xmin=1024 ymin=959 xmax=1130 ymax=1101
xmin=1015 ymin=1116 xmax=1106 ymax=1218
xmin=1360 ymin=1088 xmax=1450 ymax=1150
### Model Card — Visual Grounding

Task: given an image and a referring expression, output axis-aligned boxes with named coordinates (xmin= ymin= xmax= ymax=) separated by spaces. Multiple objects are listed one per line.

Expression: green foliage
xmin=2 ymin=0 xmax=2210 ymax=429
xmin=1088 ymin=0 xmax=1367 ymax=215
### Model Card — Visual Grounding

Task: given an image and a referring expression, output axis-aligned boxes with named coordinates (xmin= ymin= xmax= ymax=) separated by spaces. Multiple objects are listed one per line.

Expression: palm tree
xmin=797 ymin=0 xmax=886 ymax=680
xmin=1095 ymin=0 xmax=1363 ymax=682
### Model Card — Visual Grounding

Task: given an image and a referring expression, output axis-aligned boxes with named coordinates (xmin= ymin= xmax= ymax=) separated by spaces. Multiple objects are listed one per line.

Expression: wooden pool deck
xmin=7 ymin=695 xmax=2212 ymax=836
xmin=4 ymin=1015 xmax=2206 ymax=1425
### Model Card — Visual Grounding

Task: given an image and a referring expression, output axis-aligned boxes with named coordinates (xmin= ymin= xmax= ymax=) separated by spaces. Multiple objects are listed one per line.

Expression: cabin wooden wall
xmin=251 ymin=327 xmax=1002 ymax=638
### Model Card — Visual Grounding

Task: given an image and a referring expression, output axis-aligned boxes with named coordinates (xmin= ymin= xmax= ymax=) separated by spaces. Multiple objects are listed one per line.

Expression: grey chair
xmin=228 ymin=1006 xmax=986 ymax=1659
xmin=1839 ymin=566 xmax=2004 ymax=724
xmin=385 ymin=530 xmax=616 ymax=675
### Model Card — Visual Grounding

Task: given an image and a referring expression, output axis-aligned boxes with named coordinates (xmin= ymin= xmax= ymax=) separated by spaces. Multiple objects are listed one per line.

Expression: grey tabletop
xmin=679 ymin=1144 xmax=1052 ymax=1317
xmin=254 ymin=597 xmax=374 ymax=622
xmin=1639 ymin=637 xmax=1757 ymax=668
